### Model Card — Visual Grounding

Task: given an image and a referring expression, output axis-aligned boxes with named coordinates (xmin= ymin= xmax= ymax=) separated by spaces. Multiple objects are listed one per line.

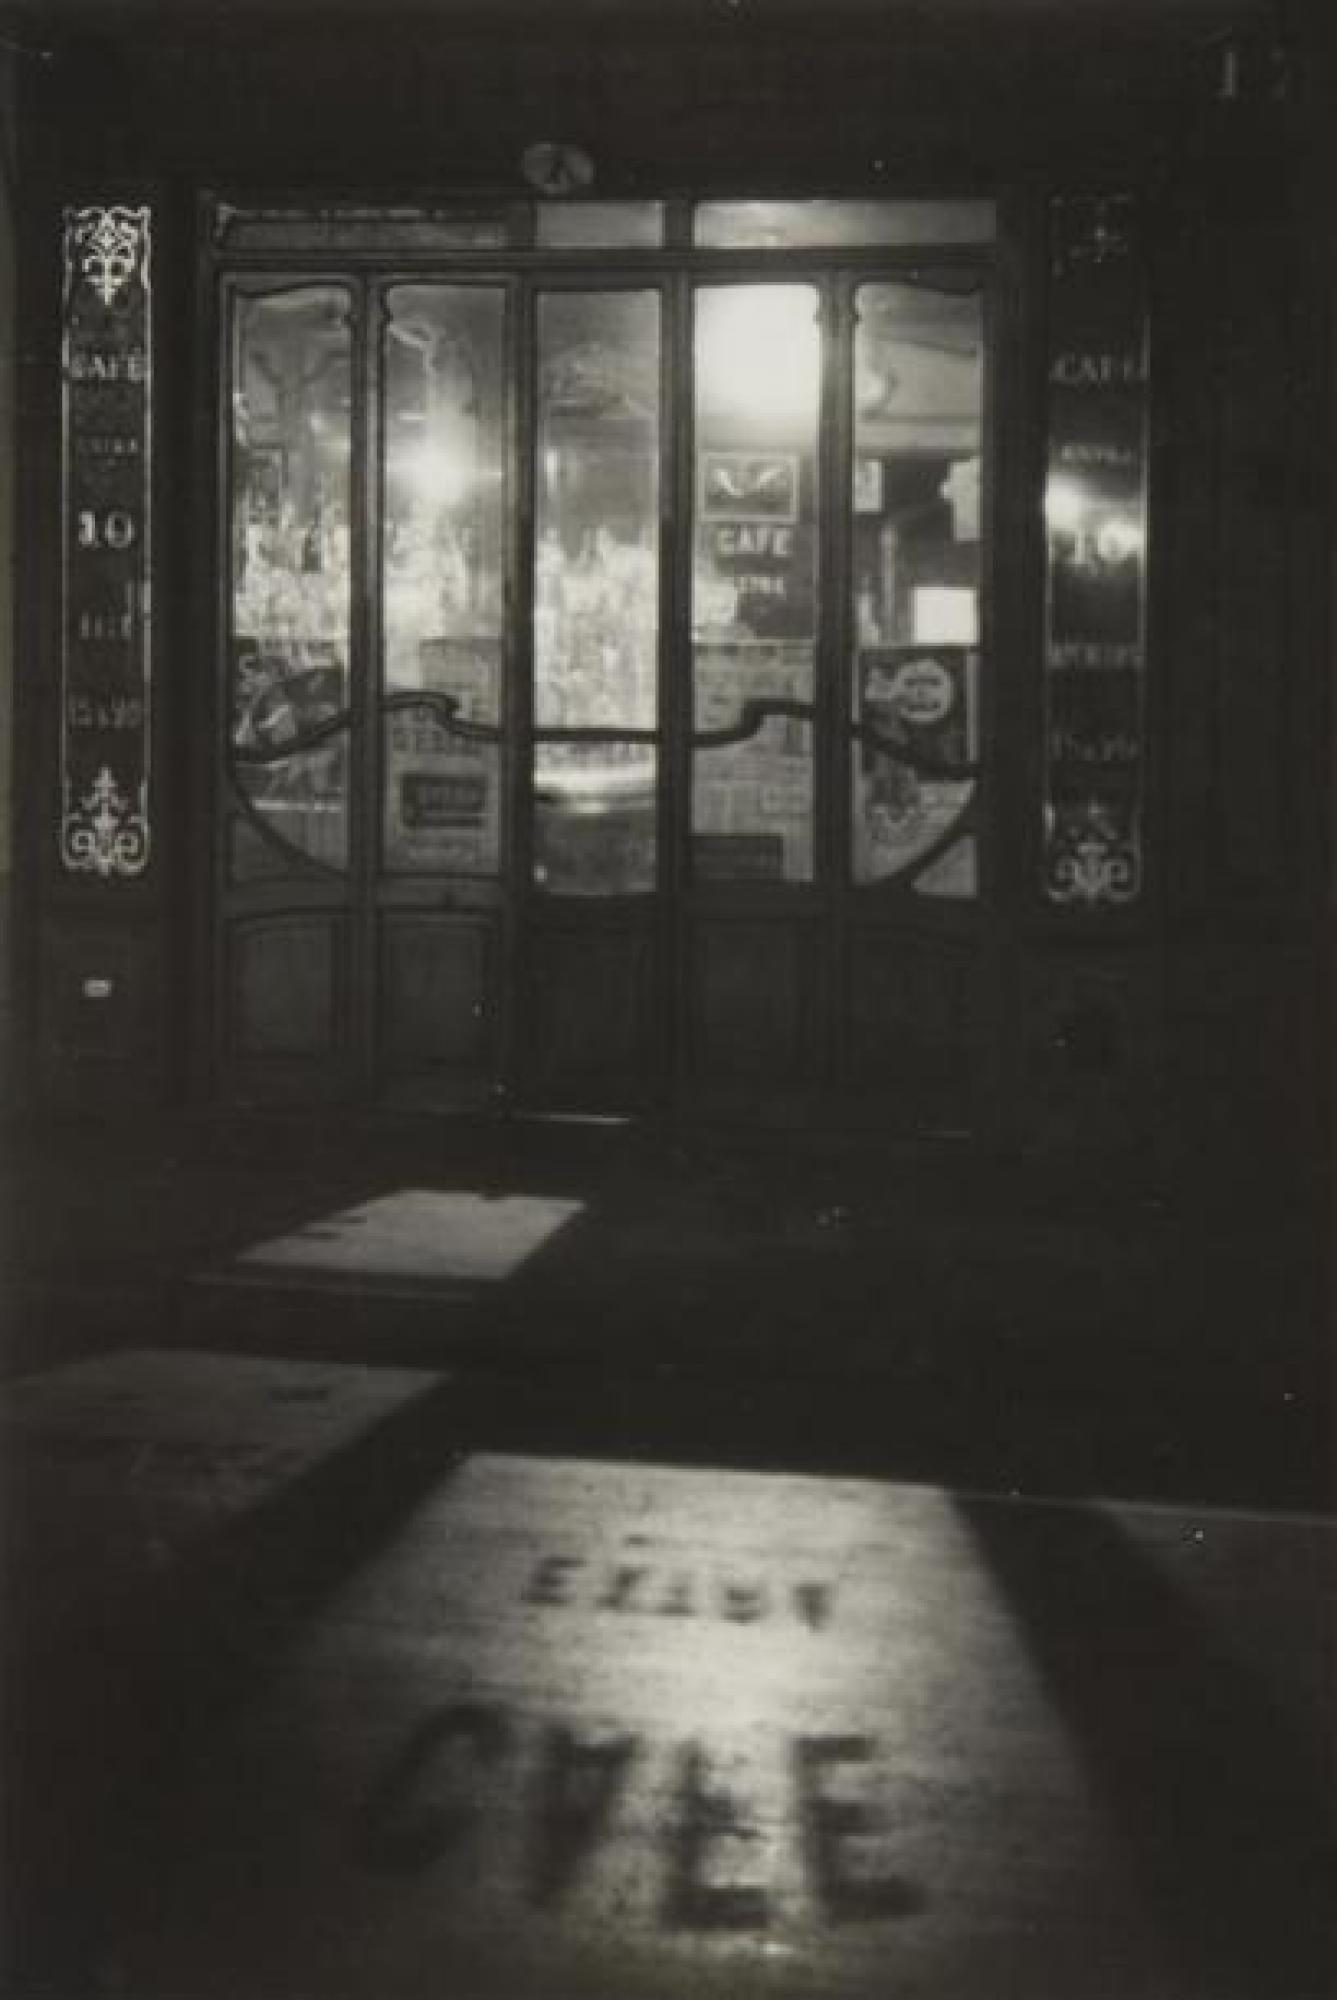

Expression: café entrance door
xmin=212 ymin=212 xmax=999 ymax=1133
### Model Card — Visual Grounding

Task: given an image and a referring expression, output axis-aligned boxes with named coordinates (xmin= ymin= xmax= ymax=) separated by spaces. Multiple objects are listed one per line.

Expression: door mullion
xmin=350 ymin=274 xmax=381 ymax=1096
xmin=819 ymin=276 xmax=857 ymax=1087
xmin=211 ymin=274 xmax=237 ymax=1101
xmin=664 ymin=270 xmax=693 ymax=1105
xmin=502 ymin=276 xmax=537 ymax=1105
xmin=984 ymin=220 xmax=1031 ymax=1150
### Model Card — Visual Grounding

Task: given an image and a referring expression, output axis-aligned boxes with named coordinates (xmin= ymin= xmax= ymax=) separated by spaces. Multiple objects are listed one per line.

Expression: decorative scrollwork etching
xmin=1050 ymin=195 xmax=1134 ymax=279
xmin=73 ymin=205 xmax=150 ymax=306
xmin=1045 ymin=805 xmax=1139 ymax=907
xmin=61 ymin=766 xmax=151 ymax=878
xmin=61 ymin=198 xmax=153 ymax=882
xmin=1041 ymin=194 xmax=1148 ymax=907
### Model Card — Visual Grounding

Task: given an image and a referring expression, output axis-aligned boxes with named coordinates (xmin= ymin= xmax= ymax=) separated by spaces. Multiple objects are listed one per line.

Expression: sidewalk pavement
xmin=2 ymin=1113 xmax=1333 ymax=1997
xmin=1 ymin=1108 xmax=1330 ymax=1509
xmin=3 ymin=1345 xmax=1334 ymax=2000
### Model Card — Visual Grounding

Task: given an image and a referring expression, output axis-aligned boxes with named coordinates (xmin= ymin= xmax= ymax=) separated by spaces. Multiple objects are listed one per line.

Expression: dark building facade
xmin=1 ymin=0 xmax=1331 ymax=1193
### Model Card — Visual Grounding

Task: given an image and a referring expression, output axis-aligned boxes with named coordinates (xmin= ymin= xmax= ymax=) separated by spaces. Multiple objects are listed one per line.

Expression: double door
xmin=215 ymin=252 xmax=1002 ymax=1129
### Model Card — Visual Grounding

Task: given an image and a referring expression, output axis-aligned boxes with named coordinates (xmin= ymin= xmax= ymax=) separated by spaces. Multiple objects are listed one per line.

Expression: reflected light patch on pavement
xmin=111 ymin=1453 xmax=1183 ymax=2000
xmin=234 ymin=1188 xmax=587 ymax=1285
xmin=16 ymin=1354 xmax=1332 ymax=2000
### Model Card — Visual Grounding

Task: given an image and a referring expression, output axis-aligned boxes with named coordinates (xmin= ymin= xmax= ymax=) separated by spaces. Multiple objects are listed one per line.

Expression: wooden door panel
xmin=846 ymin=926 xmax=982 ymax=1132
xmin=690 ymin=918 xmax=819 ymax=1080
xmin=222 ymin=915 xmax=351 ymax=1103
xmin=378 ymin=916 xmax=495 ymax=1075
xmin=520 ymin=921 xmax=658 ymax=1103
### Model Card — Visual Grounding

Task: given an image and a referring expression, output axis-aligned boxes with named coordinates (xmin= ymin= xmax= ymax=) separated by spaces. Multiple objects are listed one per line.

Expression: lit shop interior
xmin=216 ymin=199 xmax=1013 ymax=1121
xmin=230 ymin=254 xmax=983 ymax=892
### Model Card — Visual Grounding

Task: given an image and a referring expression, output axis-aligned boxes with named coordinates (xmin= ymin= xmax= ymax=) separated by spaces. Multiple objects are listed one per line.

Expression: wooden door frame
xmin=193 ymin=196 xmax=1015 ymax=1125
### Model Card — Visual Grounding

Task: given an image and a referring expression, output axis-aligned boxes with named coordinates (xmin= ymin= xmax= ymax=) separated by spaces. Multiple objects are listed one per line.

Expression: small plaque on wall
xmin=60 ymin=203 xmax=153 ymax=878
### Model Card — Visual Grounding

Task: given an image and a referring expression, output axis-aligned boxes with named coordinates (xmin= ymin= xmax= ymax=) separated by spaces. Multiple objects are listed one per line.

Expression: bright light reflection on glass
xmin=1046 ymin=474 xmax=1145 ymax=560
xmin=400 ymin=442 xmax=472 ymax=507
xmin=1094 ymin=515 xmax=1144 ymax=563
xmin=696 ymin=286 xmax=821 ymax=429
xmin=1044 ymin=474 xmax=1088 ymax=534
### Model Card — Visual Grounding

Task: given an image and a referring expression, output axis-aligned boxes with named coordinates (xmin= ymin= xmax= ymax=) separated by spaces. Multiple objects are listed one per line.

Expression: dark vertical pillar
xmin=0 ymin=49 xmax=15 ymax=1111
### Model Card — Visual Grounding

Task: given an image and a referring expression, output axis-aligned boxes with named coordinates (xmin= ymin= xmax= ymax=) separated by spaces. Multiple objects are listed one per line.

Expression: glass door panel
xmin=849 ymin=279 xmax=984 ymax=894
xmin=228 ymin=284 xmax=353 ymax=876
xmin=381 ymin=284 xmax=507 ymax=875
xmin=691 ymin=284 xmax=821 ymax=884
xmin=532 ymin=289 xmax=661 ymax=896
xmin=215 ymin=223 xmax=1001 ymax=1117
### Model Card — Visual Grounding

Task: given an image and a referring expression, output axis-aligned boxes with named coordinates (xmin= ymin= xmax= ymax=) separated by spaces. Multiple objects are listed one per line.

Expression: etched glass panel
xmin=60 ymin=202 xmax=153 ymax=881
xmin=382 ymin=285 xmax=506 ymax=875
xmin=850 ymin=279 xmax=983 ymax=891
xmin=533 ymin=291 xmax=660 ymax=895
xmin=536 ymin=203 xmax=665 ymax=248
xmin=695 ymin=200 xmax=996 ymax=250
xmin=229 ymin=284 xmax=352 ymax=873
xmin=1041 ymin=196 xmax=1149 ymax=907
xmin=692 ymin=285 xmax=819 ymax=883
xmin=214 ymin=206 xmax=510 ymax=254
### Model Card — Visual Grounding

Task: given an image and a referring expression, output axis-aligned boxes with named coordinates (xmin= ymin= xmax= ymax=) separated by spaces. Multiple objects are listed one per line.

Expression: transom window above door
xmin=213 ymin=197 xmax=997 ymax=257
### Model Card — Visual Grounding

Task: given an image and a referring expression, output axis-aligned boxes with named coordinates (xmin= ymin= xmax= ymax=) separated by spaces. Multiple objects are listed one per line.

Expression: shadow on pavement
xmin=2 ymin=1363 xmax=466 ymax=1997
xmin=956 ymin=1494 xmax=1337 ymax=2000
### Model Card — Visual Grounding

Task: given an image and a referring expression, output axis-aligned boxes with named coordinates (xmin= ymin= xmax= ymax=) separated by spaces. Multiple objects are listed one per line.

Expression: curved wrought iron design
xmin=228 ymin=789 xmax=347 ymax=881
xmin=383 ymin=691 xmax=502 ymax=743
xmin=888 ymin=811 xmax=978 ymax=885
xmin=232 ymin=706 xmax=354 ymax=767
xmin=690 ymin=695 xmax=814 ymax=751
xmin=534 ymin=725 xmax=658 ymax=747
xmin=848 ymin=702 xmax=979 ymax=893
xmin=232 ymin=690 xmax=506 ymax=771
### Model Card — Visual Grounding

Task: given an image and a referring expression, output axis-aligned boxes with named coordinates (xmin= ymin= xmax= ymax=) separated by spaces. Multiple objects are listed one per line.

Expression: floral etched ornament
xmin=74 ymin=205 xmax=149 ymax=306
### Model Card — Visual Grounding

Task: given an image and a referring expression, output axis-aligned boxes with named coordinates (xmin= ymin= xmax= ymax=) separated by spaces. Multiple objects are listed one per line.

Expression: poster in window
xmin=699 ymin=451 xmax=799 ymax=523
